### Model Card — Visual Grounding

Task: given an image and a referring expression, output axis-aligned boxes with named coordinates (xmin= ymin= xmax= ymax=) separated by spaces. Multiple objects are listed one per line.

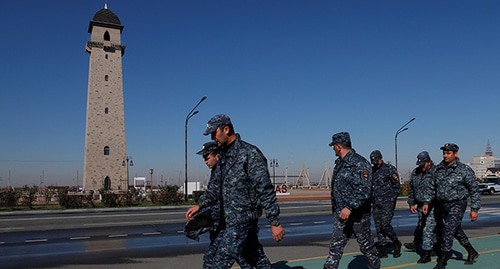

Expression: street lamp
xmin=394 ymin=117 xmax=415 ymax=173
xmin=185 ymin=96 xmax=207 ymax=201
xmin=122 ymin=156 xmax=133 ymax=189
xmin=149 ymin=168 xmax=154 ymax=190
xmin=270 ymin=159 xmax=279 ymax=185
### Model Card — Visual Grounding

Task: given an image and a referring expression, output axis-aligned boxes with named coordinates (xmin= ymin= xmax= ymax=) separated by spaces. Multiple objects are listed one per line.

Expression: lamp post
xmin=149 ymin=168 xmax=154 ymax=190
xmin=185 ymin=96 xmax=207 ymax=201
xmin=394 ymin=118 xmax=415 ymax=173
xmin=270 ymin=159 xmax=279 ymax=185
xmin=122 ymin=156 xmax=133 ymax=189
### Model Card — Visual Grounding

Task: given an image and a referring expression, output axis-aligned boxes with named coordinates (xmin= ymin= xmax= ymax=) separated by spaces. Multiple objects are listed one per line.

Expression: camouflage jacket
xmin=198 ymin=134 xmax=280 ymax=226
xmin=372 ymin=162 xmax=401 ymax=203
xmin=408 ymin=164 xmax=435 ymax=206
xmin=331 ymin=150 xmax=372 ymax=215
xmin=434 ymin=159 xmax=480 ymax=211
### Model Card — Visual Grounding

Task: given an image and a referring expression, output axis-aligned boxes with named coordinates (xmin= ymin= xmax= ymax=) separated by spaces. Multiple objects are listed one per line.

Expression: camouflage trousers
xmin=204 ymin=219 xmax=271 ymax=269
xmin=415 ymin=204 xmax=437 ymax=251
xmin=324 ymin=212 xmax=380 ymax=269
xmin=435 ymin=199 xmax=469 ymax=252
xmin=372 ymin=200 xmax=398 ymax=246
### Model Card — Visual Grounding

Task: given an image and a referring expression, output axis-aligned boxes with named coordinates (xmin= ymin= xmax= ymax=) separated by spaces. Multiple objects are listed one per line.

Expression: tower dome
xmin=88 ymin=5 xmax=124 ymax=33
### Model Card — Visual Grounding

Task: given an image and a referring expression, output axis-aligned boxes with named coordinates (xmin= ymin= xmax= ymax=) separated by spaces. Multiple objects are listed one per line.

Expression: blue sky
xmin=0 ymin=1 xmax=498 ymax=187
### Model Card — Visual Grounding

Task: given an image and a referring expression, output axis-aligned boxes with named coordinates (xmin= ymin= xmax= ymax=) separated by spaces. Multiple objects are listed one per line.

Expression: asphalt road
xmin=0 ymin=195 xmax=499 ymax=269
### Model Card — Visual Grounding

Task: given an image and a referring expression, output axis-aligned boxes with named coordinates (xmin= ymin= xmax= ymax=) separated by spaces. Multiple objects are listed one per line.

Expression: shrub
xmin=20 ymin=185 xmax=38 ymax=209
xmin=148 ymin=189 xmax=159 ymax=204
xmin=158 ymin=185 xmax=182 ymax=205
xmin=400 ymin=181 xmax=410 ymax=197
xmin=0 ymin=188 xmax=19 ymax=208
xmin=192 ymin=191 xmax=204 ymax=203
xmin=100 ymin=189 xmax=120 ymax=207
xmin=57 ymin=188 xmax=85 ymax=209
xmin=122 ymin=188 xmax=145 ymax=206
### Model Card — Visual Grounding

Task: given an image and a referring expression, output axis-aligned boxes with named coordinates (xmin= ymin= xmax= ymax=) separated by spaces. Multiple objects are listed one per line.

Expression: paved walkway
xmin=272 ymin=235 xmax=500 ymax=269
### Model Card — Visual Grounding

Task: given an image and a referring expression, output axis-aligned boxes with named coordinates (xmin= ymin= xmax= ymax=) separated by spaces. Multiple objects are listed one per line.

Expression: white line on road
xmin=70 ymin=236 xmax=91 ymax=240
xmin=290 ymin=223 xmax=304 ymax=226
xmin=142 ymin=232 xmax=161 ymax=236
xmin=25 ymin=239 xmax=48 ymax=243
xmin=108 ymin=234 xmax=128 ymax=238
xmin=313 ymin=221 xmax=326 ymax=224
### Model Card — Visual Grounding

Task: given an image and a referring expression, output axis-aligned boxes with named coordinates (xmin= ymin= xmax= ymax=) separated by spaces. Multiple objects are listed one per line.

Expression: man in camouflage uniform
xmin=324 ymin=132 xmax=380 ymax=269
xmin=406 ymin=151 xmax=437 ymax=263
xmin=433 ymin=143 xmax=480 ymax=269
xmin=186 ymin=114 xmax=285 ymax=269
xmin=370 ymin=150 xmax=402 ymax=258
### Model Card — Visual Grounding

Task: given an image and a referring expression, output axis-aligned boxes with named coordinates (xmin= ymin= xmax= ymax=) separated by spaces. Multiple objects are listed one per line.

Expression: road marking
xmin=314 ymin=221 xmax=326 ymax=224
xmin=0 ymin=227 xmax=25 ymax=232
xmin=25 ymin=239 xmax=48 ymax=243
xmin=108 ymin=234 xmax=128 ymax=238
xmin=83 ymin=219 xmax=167 ymax=227
xmin=290 ymin=223 xmax=303 ymax=226
xmin=177 ymin=230 xmax=184 ymax=233
xmin=142 ymin=232 xmax=161 ymax=236
xmin=1 ymin=211 xmax=185 ymax=223
xmin=70 ymin=236 xmax=91 ymax=240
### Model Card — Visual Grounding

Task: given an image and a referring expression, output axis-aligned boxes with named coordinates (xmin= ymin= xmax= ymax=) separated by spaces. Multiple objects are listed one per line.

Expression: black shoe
xmin=393 ymin=240 xmax=402 ymax=258
xmin=378 ymin=245 xmax=388 ymax=258
xmin=433 ymin=251 xmax=450 ymax=269
xmin=464 ymin=243 xmax=479 ymax=265
xmin=404 ymin=242 xmax=416 ymax=251
xmin=418 ymin=251 xmax=431 ymax=264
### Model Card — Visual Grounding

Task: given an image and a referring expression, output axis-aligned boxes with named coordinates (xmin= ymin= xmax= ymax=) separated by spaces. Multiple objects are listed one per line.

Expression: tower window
xmin=105 ymin=75 xmax=109 ymax=81
xmin=104 ymin=31 xmax=110 ymax=41
xmin=105 ymin=54 xmax=108 ymax=59
xmin=104 ymin=146 xmax=110 ymax=155
xmin=105 ymin=107 xmax=109 ymax=114
xmin=104 ymin=176 xmax=111 ymax=190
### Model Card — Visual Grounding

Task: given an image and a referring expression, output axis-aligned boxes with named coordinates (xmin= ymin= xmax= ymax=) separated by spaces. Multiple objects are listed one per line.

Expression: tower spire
xmin=485 ymin=139 xmax=493 ymax=156
xmin=104 ymin=3 xmax=108 ymax=9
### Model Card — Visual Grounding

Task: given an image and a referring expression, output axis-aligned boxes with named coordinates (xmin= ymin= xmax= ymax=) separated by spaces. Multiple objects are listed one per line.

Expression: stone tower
xmin=83 ymin=5 xmax=128 ymax=192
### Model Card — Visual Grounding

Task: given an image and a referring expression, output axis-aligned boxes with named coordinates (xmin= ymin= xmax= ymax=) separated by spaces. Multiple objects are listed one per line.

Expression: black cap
xmin=203 ymin=114 xmax=232 ymax=136
xmin=440 ymin=143 xmax=459 ymax=152
xmin=370 ymin=150 xmax=383 ymax=165
xmin=196 ymin=141 xmax=219 ymax=156
xmin=329 ymin=132 xmax=350 ymax=147
xmin=416 ymin=151 xmax=431 ymax=166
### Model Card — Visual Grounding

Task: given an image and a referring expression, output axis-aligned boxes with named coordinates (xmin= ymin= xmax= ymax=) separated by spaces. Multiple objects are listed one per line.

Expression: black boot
xmin=378 ymin=245 xmax=388 ymax=258
xmin=433 ymin=251 xmax=450 ymax=269
xmin=393 ymin=240 xmax=402 ymax=258
xmin=418 ymin=251 xmax=431 ymax=264
xmin=464 ymin=243 xmax=479 ymax=265
xmin=404 ymin=241 xmax=417 ymax=251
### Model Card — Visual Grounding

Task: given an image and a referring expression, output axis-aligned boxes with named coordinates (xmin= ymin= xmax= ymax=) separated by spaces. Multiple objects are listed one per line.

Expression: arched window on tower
xmin=105 ymin=75 xmax=109 ymax=81
xmin=105 ymin=54 xmax=108 ymax=59
xmin=104 ymin=31 xmax=110 ymax=41
xmin=103 ymin=176 xmax=111 ymax=190
xmin=104 ymin=146 xmax=110 ymax=155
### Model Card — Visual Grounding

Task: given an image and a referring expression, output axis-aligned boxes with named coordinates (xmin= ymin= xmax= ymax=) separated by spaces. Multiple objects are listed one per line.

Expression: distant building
xmin=83 ymin=5 xmax=128 ymax=192
xmin=470 ymin=140 xmax=498 ymax=178
xmin=484 ymin=168 xmax=500 ymax=178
